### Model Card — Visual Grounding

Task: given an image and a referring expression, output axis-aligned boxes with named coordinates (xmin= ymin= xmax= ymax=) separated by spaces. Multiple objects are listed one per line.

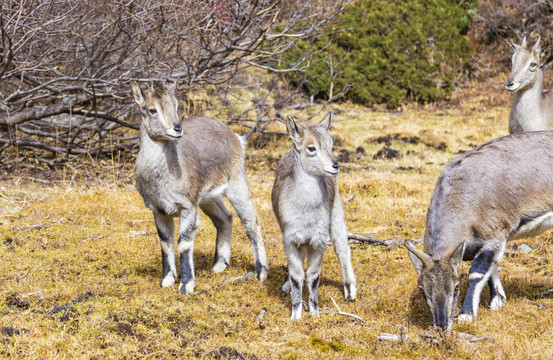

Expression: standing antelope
xmin=130 ymin=80 xmax=268 ymax=294
xmin=272 ymin=113 xmax=357 ymax=320
xmin=406 ymin=131 xmax=553 ymax=331
xmin=506 ymin=36 xmax=553 ymax=133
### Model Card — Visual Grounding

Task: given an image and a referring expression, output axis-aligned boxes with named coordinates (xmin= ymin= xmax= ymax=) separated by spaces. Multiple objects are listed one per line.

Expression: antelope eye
xmin=148 ymin=108 xmax=157 ymax=115
xmin=418 ymin=286 xmax=425 ymax=295
xmin=530 ymin=62 xmax=538 ymax=68
xmin=307 ymin=145 xmax=317 ymax=152
xmin=454 ymin=284 xmax=460 ymax=292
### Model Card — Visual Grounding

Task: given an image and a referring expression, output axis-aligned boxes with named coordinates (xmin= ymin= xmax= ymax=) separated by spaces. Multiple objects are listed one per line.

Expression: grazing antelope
xmin=406 ymin=131 xmax=553 ymax=331
xmin=272 ymin=113 xmax=357 ymax=320
xmin=130 ymin=80 xmax=268 ymax=294
xmin=506 ymin=36 xmax=553 ymax=133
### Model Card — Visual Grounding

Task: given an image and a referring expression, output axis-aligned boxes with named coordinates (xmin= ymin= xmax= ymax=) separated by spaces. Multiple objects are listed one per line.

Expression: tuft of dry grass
xmin=2 ymin=79 xmax=553 ymax=359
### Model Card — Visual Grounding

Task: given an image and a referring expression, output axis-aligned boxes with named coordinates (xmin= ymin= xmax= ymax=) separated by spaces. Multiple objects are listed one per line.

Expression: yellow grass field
xmin=1 ymin=81 xmax=553 ymax=359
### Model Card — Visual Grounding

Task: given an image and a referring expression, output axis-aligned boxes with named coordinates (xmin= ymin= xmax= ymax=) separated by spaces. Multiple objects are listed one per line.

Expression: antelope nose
xmin=506 ymin=80 xmax=514 ymax=88
xmin=173 ymin=123 xmax=182 ymax=133
xmin=332 ymin=161 xmax=340 ymax=172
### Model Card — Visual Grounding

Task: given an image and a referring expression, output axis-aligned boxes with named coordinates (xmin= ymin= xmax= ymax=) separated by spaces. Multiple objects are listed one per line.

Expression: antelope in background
xmin=406 ymin=131 xmax=553 ymax=331
xmin=130 ymin=80 xmax=268 ymax=294
xmin=506 ymin=35 xmax=553 ymax=133
xmin=272 ymin=113 xmax=357 ymax=320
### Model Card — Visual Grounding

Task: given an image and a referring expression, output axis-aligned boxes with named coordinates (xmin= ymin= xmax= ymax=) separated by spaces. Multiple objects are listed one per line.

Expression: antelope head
xmin=131 ymin=80 xmax=183 ymax=141
xmin=506 ymin=35 xmax=543 ymax=92
xmin=406 ymin=241 xmax=465 ymax=331
xmin=286 ymin=112 xmax=340 ymax=177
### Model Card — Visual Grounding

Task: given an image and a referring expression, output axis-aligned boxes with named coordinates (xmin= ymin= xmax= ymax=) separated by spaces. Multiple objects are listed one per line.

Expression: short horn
xmin=405 ymin=241 xmax=432 ymax=266
xmin=441 ymin=241 xmax=464 ymax=266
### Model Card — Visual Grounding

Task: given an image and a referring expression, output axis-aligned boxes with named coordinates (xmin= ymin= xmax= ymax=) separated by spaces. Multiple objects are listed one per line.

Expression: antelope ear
xmin=167 ymin=77 xmax=178 ymax=94
xmin=286 ymin=115 xmax=303 ymax=148
xmin=130 ymin=81 xmax=145 ymax=107
xmin=319 ymin=112 xmax=333 ymax=130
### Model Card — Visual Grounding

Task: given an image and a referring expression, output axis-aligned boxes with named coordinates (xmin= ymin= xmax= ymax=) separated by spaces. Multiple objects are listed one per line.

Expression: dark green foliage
xmin=283 ymin=0 xmax=477 ymax=107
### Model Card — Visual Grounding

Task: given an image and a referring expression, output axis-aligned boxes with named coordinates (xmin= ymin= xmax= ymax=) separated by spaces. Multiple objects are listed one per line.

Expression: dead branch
xmin=320 ymin=296 xmax=366 ymax=323
xmin=347 ymin=232 xmax=416 ymax=251
xmin=0 ymin=0 xmax=352 ymax=161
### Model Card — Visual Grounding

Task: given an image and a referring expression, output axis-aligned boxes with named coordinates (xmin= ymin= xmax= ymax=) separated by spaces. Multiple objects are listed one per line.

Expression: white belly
xmin=510 ymin=212 xmax=553 ymax=240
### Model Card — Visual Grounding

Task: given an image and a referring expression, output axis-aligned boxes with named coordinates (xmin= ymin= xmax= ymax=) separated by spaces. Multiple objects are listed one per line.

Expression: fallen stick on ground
xmin=320 ymin=296 xmax=366 ymax=323
xmin=377 ymin=333 xmax=409 ymax=342
xmin=225 ymin=272 xmax=256 ymax=283
xmin=347 ymin=233 xmax=422 ymax=250
xmin=534 ymin=288 xmax=553 ymax=297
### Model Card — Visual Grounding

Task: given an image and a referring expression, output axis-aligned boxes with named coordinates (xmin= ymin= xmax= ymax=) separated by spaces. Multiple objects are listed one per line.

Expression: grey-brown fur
xmin=130 ymin=80 xmax=268 ymax=294
xmin=507 ymin=36 xmax=553 ymax=133
xmin=406 ymin=131 xmax=553 ymax=331
xmin=272 ymin=113 xmax=357 ymax=320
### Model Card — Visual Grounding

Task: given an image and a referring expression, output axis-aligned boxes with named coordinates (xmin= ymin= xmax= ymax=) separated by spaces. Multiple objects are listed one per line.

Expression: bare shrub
xmin=0 ymin=0 xmax=350 ymax=162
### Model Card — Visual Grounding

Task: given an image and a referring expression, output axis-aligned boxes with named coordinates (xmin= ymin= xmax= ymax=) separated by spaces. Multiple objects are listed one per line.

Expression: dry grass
xmin=2 ymin=80 xmax=553 ymax=359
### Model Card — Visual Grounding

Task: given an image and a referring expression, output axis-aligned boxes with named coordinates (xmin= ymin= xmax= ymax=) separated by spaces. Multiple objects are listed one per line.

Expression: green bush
xmin=283 ymin=0 xmax=477 ymax=108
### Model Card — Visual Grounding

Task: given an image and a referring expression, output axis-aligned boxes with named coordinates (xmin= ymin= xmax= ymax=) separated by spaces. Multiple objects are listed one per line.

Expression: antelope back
xmin=286 ymin=113 xmax=339 ymax=177
xmin=506 ymin=36 xmax=542 ymax=92
xmin=131 ymin=80 xmax=183 ymax=140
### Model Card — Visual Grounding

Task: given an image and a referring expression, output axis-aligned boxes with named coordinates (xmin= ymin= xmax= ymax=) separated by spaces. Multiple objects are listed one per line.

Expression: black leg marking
xmin=179 ymin=249 xmax=193 ymax=285
xmin=309 ymin=275 xmax=320 ymax=293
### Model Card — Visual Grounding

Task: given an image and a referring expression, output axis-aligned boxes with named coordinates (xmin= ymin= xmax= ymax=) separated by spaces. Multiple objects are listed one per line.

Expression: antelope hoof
xmin=291 ymin=304 xmax=302 ymax=320
xmin=344 ymin=282 xmax=357 ymax=301
xmin=211 ymin=261 xmax=228 ymax=273
xmin=256 ymin=266 xmax=268 ymax=281
xmin=490 ymin=295 xmax=506 ymax=311
xmin=178 ymin=280 xmax=195 ymax=294
xmin=457 ymin=313 xmax=475 ymax=323
xmin=160 ymin=273 xmax=176 ymax=288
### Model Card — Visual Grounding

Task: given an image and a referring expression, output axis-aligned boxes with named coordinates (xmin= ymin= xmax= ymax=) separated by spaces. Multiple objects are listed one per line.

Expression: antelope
xmin=130 ymin=80 xmax=268 ymax=294
xmin=272 ymin=113 xmax=357 ymax=320
xmin=406 ymin=131 xmax=553 ymax=331
xmin=506 ymin=35 xmax=553 ymax=133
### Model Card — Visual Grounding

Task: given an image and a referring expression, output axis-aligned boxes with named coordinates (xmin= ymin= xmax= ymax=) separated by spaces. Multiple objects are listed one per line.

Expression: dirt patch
xmin=206 ymin=346 xmax=259 ymax=360
xmin=368 ymin=132 xmax=447 ymax=151
xmin=6 ymin=292 xmax=30 ymax=309
xmin=373 ymin=146 xmax=400 ymax=159
xmin=111 ymin=322 xmax=134 ymax=337
xmin=1 ymin=327 xmax=28 ymax=337
xmin=370 ymin=134 xmax=420 ymax=145
xmin=337 ymin=146 xmax=366 ymax=163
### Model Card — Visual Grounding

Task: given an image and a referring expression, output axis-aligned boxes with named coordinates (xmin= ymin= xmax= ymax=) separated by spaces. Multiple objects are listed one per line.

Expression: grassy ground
xmin=2 ymin=80 xmax=553 ymax=359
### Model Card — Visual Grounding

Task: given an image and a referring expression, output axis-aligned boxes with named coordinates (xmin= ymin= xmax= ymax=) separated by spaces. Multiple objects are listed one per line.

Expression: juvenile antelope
xmin=506 ymin=36 xmax=553 ymax=133
xmin=406 ymin=131 xmax=553 ymax=331
xmin=130 ymin=80 xmax=268 ymax=294
xmin=272 ymin=113 xmax=357 ymax=320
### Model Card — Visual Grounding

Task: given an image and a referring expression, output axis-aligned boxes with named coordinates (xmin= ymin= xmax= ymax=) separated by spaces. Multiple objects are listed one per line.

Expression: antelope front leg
xmin=457 ymin=249 xmax=497 ymax=322
xmin=330 ymin=198 xmax=357 ymax=300
xmin=177 ymin=209 xmax=199 ymax=294
xmin=286 ymin=245 xmax=305 ymax=320
xmin=154 ymin=212 xmax=177 ymax=288
xmin=306 ymin=245 xmax=325 ymax=317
